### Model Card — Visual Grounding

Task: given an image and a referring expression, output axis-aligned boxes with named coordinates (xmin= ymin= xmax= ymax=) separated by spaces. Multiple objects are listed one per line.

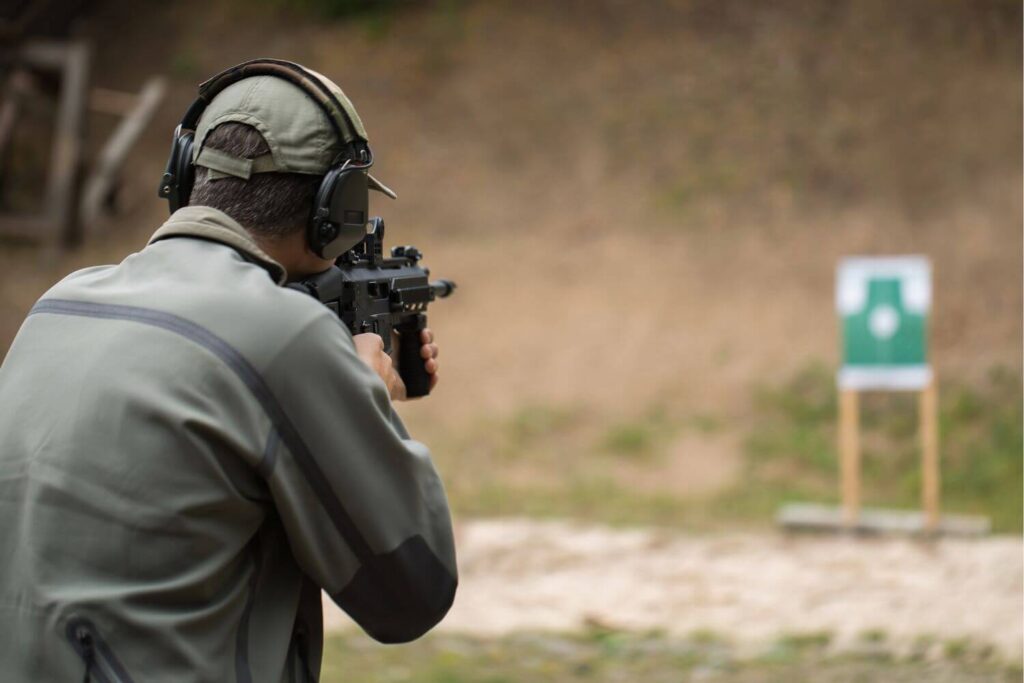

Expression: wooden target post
xmin=918 ymin=380 xmax=941 ymax=530
xmin=838 ymin=379 xmax=940 ymax=532
xmin=838 ymin=388 xmax=861 ymax=527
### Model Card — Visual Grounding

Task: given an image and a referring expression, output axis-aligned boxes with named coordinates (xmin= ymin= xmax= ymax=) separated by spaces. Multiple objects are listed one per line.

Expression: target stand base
xmin=777 ymin=502 xmax=990 ymax=537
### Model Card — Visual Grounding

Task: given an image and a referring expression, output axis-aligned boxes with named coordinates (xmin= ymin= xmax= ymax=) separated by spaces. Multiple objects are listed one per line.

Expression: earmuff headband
xmin=190 ymin=59 xmax=365 ymax=149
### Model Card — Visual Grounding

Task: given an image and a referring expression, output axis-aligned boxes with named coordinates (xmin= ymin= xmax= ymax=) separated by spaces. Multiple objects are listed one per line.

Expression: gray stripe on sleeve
xmin=257 ymin=429 xmax=280 ymax=478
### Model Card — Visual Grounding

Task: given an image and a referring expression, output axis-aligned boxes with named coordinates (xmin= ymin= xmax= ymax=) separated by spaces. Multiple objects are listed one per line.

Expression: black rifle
xmin=287 ymin=217 xmax=456 ymax=398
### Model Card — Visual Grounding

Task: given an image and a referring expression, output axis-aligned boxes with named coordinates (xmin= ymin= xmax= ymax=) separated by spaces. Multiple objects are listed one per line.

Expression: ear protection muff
xmin=310 ymin=161 xmax=371 ymax=260
xmin=158 ymin=59 xmax=384 ymax=259
xmin=158 ymin=125 xmax=196 ymax=213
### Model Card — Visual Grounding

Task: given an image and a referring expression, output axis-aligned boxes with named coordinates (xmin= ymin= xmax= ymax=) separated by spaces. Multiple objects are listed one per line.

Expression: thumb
xmin=389 ymin=367 xmax=407 ymax=402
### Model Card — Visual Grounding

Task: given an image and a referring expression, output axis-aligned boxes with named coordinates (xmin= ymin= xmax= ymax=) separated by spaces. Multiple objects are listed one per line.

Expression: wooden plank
xmin=45 ymin=40 xmax=90 ymax=246
xmin=920 ymin=380 xmax=941 ymax=532
xmin=80 ymin=77 xmax=167 ymax=229
xmin=0 ymin=41 xmax=89 ymax=246
xmin=777 ymin=503 xmax=989 ymax=537
xmin=0 ymin=214 xmax=53 ymax=242
xmin=88 ymin=87 xmax=140 ymax=117
xmin=839 ymin=388 xmax=860 ymax=527
xmin=0 ymin=69 xmax=33 ymax=163
xmin=19 ymin=40 xmax=71 ymax=69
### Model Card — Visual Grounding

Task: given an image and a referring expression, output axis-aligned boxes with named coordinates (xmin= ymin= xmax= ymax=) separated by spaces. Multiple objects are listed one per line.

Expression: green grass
xmin=451 ymin=477 xmax=690 ymax=529
xmin=758 ymin=632 xmax=833 ymax=665
xmin=601 ymin=422 xmax=656 ymax=456
xmin=321 ymin=630 xmax=1021 ymax=683
xmin=507 ymin=404 xmax=581 ymax=451
xmin=735 ymin=363 xmax=1023 ymax=532
xmin=426 ymin=402 xmax=698 ymax=527
xmin=600 ymin=409 xmax=676 ymax=458
xmin=859 ymin=629 xmax=888 ymax=644
xmin=428 ymin=363 xmax=1022 ymax=532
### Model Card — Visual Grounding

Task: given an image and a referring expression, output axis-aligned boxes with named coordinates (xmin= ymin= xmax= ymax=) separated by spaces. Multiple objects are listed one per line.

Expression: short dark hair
xmin=189 ymin=122 xmax=319 ymax=239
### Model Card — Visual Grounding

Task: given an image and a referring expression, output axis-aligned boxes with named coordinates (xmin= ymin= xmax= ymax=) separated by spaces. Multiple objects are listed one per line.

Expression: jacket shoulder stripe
xmin=257 ymin=429 xmax=280 ymax=478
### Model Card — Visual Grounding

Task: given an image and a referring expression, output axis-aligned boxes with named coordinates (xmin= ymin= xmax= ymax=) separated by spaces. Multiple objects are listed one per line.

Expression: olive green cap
xmin=192 ymin=71 xmax=395 ymax=198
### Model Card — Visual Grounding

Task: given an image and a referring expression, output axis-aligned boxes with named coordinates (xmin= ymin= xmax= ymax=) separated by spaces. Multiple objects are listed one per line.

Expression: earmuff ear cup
xmin=174 ymin=133 xmax=196 ymax=211
xmin=157 ymin=127 xmax=195 ymax=213
xmin=308 ymin=166 xmax=370 ymax=260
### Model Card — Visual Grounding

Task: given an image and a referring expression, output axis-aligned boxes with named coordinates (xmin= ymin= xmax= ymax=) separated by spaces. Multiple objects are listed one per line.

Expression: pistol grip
xmin=396 ymin=314 xmax=431 ymax=398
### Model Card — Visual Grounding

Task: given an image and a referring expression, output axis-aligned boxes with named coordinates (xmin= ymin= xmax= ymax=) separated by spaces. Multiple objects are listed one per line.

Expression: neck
xmin=254 ymin=230 xmax=334 ymax=281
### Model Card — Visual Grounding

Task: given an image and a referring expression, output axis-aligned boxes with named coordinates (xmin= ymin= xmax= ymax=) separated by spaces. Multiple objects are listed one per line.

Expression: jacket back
xmin=0 ymin=207 xmax=457 ymax=682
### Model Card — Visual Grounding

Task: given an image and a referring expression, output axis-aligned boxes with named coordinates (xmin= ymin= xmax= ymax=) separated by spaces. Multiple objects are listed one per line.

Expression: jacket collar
xmin=148 ymin=206 xmax=287 ymax=285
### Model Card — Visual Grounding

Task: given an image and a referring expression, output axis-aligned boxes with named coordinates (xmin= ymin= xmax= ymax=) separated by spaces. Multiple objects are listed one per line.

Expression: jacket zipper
xmin=77 ymin=627 xmax=95 ymax=683
xmin=65 ymin=617 xmax=135 ymax=683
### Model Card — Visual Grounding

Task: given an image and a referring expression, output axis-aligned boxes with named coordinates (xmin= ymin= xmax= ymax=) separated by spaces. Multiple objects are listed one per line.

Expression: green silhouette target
xmin=836 ymin=257 xmax=931 ymax=390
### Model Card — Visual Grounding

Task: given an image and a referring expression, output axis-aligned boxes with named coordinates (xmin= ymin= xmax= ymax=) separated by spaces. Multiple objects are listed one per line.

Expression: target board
xmin=836 ymin=256 xmax=931 ymax=390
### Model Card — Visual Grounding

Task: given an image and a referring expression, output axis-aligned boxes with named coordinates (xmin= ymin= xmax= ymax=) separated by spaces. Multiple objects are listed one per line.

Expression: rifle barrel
xmin=429 ymin=279 xmax=457 ymax=298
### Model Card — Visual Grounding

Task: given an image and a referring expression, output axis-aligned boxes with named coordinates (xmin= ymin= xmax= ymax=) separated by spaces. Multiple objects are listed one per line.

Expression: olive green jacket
xmin=0 ymin=206 xmax=457 ymax=682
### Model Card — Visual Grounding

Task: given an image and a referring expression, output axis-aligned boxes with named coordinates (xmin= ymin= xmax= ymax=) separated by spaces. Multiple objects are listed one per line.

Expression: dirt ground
xmin=324 ymin=518 xmax=1024 ymax=659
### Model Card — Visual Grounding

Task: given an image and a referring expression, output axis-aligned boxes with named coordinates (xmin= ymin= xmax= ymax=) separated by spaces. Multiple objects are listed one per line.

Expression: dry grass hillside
xmin=0 ymin=0 xmax=1020 ymax=526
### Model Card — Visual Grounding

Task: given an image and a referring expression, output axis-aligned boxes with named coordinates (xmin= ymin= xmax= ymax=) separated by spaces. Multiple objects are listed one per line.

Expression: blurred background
xmin=1 ymin=1 xmax=1021 ymax=680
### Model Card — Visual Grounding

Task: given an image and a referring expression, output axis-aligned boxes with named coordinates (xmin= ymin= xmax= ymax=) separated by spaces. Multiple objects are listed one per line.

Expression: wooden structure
xmin=0 ymin=41 xmax=91 ymax=245
xmin=0 ymin=38 xmax=166 ymax=247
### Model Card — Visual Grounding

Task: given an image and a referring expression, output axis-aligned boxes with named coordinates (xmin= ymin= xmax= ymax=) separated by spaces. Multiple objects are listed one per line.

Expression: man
xmin=0 ymin=60 xmax=457 ymax=681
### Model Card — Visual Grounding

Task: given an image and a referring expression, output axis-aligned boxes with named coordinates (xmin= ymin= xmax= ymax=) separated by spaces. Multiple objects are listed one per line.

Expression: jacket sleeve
xmin=259 ymin=310 xmax=457 ymax=643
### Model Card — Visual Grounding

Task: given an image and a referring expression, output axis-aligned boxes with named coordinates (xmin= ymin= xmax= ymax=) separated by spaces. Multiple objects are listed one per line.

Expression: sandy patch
xmin=324 ymin=518 xmax=1023 ymax=657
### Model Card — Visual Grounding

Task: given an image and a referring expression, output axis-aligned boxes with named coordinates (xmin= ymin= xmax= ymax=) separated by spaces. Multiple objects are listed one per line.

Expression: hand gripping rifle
xmin=286 ymin=217 xmax=456 ymax=398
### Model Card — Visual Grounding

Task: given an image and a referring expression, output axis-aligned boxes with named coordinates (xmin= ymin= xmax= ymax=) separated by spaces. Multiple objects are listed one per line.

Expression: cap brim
xmin=368 ymin=173 xmax=397 ymax=199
